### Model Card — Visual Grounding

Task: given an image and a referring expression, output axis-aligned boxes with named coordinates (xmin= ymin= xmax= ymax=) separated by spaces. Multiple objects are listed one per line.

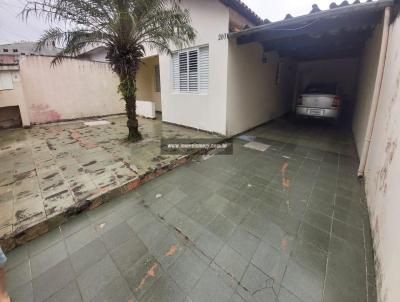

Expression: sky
xmin=0 ymin=0 xmax=364 ymax=44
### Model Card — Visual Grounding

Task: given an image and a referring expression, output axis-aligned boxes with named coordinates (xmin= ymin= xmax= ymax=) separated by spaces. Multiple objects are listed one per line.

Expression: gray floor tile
xmin=291 ymin=240 xmax=327 ymax=278
xmin=304 ymin=209 xmax=332 ymax=234
xmin=282 ymin=260 xmax=323 ymax=302
xmin=126 ymin=210 xmax=156 ymax=233
xmin=207 ymin=214 xmax=237 ymax=242
xmin=202 ymin=194 xmax=230 ymax=213
xmin=228 ymin=226 xmax=260 ymax=261
xmin=9 ymin=281 xmax=34 ymax=302
xmin=27 ymin=228 xmax=63 ymax=257
xmin=32 ymin=259 xmax=75 ymax=302
xmin=262 ymin=222 xmax=295 ymax=255
xmin=168 ymin=248 xmax=208 ymax=293
xmin=240 ymin=212 xmax=269 ymax=239
xmin=142 ymin=275 xmax=185 ymax=302
xmin=123 ymin=253 xmax=163 ymax=299
xmin=30 ymin=241 xmax=68 ymax=279
xmin=110 ymin=237 xmax=148 ymax=274
xmin=44 ymin=281 xmax=82 ymax=302
xmin=331 ymin=219 xmax=364 ymax=249
xmin=70 ymin=238 xmax=108 ymax=275
xmin=220 ymin=202 xmax=248 ymax=224
xmin=214 ymin=245 xmax=248 ymax=282
xmin=229 ymin=293 xmax=246 ymax=302
xmin=135 ymin=219 xmax=169 ymax=250
xmin=195 ymin=229 xmax=224 ymax=259
xmin=252 ymin=241 xmax=288 ymax=285
xmin=237 ymin=263 xmax=277 ymax=302
xmin=6 ymin=259 xmax=32 ymax=292
xmin=4 ymin=245 xmax=29 ymax=272
xmin=297 ymin=222 xmax=330 ymax=252
xmin=189 ymin=204 xmax=218 ymax=227
xmin=278 ymin=287 xmax=304 ymax=302
xmin=77 ymin=255 xmax=121 ymax=302
xmin=65 ymin=225 xmax=98 ymax=255
xmin=90 ymin=276 xmax=133 ymax=302
xmin=93 ymin=212 xmax=125 ymax=235
xmin=150 ymin=231 xmax=185 ymax=269
xmin=190 ymin=267 xmax=235 ymax=302
xmin=101 ymin=222 xmax=136 ymax=251
xmin=60 ymin=214 xmax=91 ymax=237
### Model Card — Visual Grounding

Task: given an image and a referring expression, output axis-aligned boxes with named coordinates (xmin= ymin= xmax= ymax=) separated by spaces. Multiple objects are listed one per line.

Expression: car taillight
xmin=297 ymin=97 xmax=303 ymax=105
xmin=332 ymin=96 xmax=341 ymax=107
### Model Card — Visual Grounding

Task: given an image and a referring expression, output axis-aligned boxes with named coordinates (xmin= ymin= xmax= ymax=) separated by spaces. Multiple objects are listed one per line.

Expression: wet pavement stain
xmin=164 ymin=244 xmax=178 ymax=257
xmin=135 ymin=262 xmax=159 ymax=292
xmin=0 ymin=115 xmax=217 ymax=240
xmin=281 ymin=162 xmax=290 ymax=189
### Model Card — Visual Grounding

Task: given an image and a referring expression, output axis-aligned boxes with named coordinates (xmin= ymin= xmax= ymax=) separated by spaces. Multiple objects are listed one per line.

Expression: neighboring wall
xmin=226 ymin=41 xmax=296 ymax=136
xmin=353 ymin=23 xmax=383 ymax=155
xmin=0 ymin=70 xmax=30 ymax=126
xmin=353 ymin=14 xmax=400 ymax=302
xmin=159 ymin=0 xmax=229 ymax=134
xmin=19 ymin=56 xmax=123 ymax=124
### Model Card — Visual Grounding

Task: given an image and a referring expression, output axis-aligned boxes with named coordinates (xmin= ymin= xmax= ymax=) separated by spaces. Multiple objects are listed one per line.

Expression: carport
xmin=225 ymin=2 xmax=400 ymax=301
xmin=227 ymin=0 xmax=394 ymax=160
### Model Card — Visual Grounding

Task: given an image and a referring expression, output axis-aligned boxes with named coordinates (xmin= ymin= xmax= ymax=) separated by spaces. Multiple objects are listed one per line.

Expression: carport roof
xmin=229 ymin=0 xmax=395 ymax=60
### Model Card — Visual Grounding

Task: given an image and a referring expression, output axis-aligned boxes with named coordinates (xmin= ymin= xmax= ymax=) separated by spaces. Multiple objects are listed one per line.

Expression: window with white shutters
xmin=172 ymin=45 xmax=209 ymax=94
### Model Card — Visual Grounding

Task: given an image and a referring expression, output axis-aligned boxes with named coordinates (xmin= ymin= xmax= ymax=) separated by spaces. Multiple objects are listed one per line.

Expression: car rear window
xmin=304 ymin=83 xmax=337 ymax=94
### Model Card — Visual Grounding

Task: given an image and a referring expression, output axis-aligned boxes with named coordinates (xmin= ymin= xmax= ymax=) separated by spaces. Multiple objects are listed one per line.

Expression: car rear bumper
xmin=296 ymin=106 xmax=339 ymax=119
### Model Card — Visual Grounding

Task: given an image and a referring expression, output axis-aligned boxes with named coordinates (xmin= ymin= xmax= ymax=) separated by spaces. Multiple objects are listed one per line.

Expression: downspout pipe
xmin=358 ymin=6 xmax=392 ymax=177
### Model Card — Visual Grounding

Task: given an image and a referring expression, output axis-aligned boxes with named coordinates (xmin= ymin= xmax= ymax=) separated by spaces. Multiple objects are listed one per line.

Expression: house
xmin=0 ymin=41 xmax=61 ymax=56
xmin=82 ymin=2 xmax=400 ymax=302
xmin=76 ymin=0 xmax=264 ymax=132
xmin=1 ymin=1 xmax=400 ymax=301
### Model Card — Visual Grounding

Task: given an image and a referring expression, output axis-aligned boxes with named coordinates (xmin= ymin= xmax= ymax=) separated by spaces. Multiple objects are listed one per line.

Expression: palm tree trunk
xmin=119 ymin=74 xmax=142 ymax=142
xmin=126 ymin=92 xmax=142 ymax=141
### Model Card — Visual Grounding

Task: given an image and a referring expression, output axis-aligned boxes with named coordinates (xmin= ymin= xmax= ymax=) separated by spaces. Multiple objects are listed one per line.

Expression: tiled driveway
xmin=4 ymin=119 xmax=375 ymax=302
xmin=0 ymin=115 xmax=216 ymax=246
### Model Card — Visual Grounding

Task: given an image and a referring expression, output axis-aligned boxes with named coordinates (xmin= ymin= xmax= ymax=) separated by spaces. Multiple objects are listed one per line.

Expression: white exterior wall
xmin=352 ymin=14 xmax=400 ymax=302
xmin=353 ymin=23 xmax=383 ymax=156
xmin=157 ymin=0 xmax=229 ymax=135
xmin=226 ymin=41 xmax=296 ymax=136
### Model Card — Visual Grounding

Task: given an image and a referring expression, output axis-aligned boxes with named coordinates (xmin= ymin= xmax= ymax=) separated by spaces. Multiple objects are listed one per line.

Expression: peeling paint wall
xmin=354 ymin=14 xmax=400 ymax=302
xmin=19 ymin=56 xmax=124 ymax=124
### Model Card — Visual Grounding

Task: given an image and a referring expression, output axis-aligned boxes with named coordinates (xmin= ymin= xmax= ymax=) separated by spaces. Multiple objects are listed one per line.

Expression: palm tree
xmin=22 ymin=0 xmax=196 ymax=141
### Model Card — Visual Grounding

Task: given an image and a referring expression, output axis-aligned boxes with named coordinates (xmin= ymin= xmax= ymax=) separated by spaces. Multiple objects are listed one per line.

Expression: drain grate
xmin=243 ymin=141 xmax=271 ymax=152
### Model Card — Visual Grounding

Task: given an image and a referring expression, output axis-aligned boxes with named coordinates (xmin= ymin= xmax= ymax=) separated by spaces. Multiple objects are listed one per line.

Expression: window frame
xmin=172 ymin=45 xmax=209 ymax=95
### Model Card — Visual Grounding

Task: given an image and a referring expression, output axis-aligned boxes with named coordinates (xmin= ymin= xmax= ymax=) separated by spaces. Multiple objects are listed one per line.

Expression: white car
xmin=296 ymin=84 xmax=341 ymax=120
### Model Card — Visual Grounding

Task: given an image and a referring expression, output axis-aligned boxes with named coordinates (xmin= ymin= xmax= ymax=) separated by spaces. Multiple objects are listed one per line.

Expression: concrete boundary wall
xmin=20 ymin=56 xmax=124 ymax=124
xmin=353 ymin=14 xmax=400 ymax=302
xmin=0 ymin=56 xmax=124 ymax=126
